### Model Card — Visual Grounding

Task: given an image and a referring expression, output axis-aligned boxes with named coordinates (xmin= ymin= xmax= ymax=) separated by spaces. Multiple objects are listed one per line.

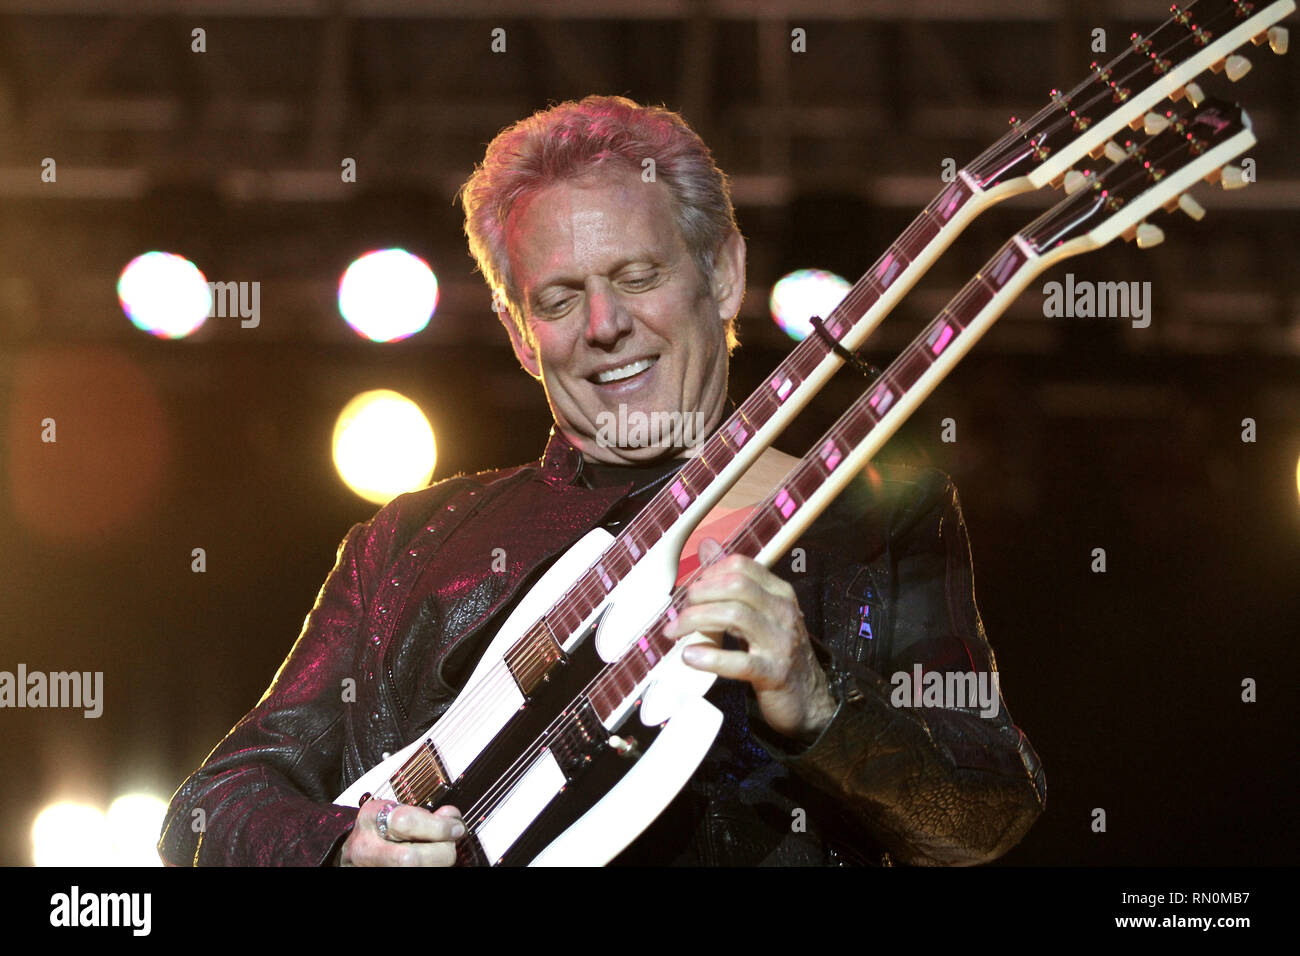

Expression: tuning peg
xmin=1136 ymin=223 xmax=1165 ymax=249
xmin=1063 ymin=169 xmax=1088 ymax=194
xmin=1177 ymin=193 xmax=1207 ymax=221
xmin=1225 ymin=55 xmax=1253 ymax=81
xmin=1144 ymin=111 xmax=1170 ymax=135
xmin=1172 ymin=81 xmax=1207 ymax=106
xmin=1220 ymin=165 xmax=1249 ymax=190
xmin=1270 ymin=26 xmax=1289 ymax=55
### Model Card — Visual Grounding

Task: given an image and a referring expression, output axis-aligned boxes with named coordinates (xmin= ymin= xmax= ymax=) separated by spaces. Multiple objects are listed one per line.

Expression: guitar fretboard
xmin=585 ymin=235 xmax=1033 ymax=721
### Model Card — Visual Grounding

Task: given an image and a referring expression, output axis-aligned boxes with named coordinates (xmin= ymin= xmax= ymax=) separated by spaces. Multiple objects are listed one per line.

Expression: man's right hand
xmin=336 ymin=798 xmax=465 ymax=866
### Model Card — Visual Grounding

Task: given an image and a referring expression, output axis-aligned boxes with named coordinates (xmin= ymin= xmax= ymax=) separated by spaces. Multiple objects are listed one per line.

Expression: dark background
xmin=0 ymin=0 xmax=1297 ymax=867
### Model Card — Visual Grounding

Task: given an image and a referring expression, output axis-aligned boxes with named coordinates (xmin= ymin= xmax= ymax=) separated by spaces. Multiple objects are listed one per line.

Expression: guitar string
xmin=453 ymin=267 xmax=1030 ymax=828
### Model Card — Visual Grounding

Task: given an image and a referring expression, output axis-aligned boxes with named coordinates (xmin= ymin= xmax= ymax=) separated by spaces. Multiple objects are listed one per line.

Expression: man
xmin=158 ymin=95 xmax=1044 ymax=867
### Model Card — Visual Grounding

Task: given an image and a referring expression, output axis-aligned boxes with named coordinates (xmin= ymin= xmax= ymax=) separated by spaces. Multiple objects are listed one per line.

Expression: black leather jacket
xmin=158 ymin=429 xmax=1045 ymax=866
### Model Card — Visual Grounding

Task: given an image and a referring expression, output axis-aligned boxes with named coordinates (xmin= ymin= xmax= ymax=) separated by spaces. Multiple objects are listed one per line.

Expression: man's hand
xmin=663 ymin=538 xmax=837 ymax=742
xmin=337 ymin=798 xmax=464 ymax=867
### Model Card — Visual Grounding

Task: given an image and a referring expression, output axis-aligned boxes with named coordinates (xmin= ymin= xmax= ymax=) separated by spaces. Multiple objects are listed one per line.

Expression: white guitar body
xmin=335 ymin=520 xmax=726 ymax=864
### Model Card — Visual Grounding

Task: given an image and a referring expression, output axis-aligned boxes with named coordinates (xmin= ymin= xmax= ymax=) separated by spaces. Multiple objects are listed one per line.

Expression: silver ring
xmin=375 ymin=801 xmax=398 ymax=841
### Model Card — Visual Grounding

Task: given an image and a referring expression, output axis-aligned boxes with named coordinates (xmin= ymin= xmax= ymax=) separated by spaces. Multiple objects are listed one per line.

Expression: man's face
xmin=501 ymin=165 xmax=745 ymax=465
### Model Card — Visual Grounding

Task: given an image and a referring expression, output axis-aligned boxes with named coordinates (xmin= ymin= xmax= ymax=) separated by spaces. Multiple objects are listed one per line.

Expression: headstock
xmin=966 ymin=0 xmax=1291 ymax=193
xmin=1022 ymin=96 xmax=1255 ymax=254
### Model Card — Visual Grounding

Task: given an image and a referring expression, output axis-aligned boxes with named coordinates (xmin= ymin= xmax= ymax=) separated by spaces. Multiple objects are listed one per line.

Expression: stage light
xmin=338 ymin=249 xmax=438 ymax=342
xmin=769 ymin=269 xmax=851 ymax=342
xmin=106 ymin=794 xmax=168 ymax=867
xmin=332 ymin=389 xmax=437 ymax=504
xmin=117 ymin=251 xmax=211 ymax=339
xmin=32 ymin=802 xmax=111 ymax=866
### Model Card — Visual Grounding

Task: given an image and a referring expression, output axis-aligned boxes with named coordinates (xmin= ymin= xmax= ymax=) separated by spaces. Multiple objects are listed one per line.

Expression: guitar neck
xmin=549 ymin=0 xmax=1297 ymax=635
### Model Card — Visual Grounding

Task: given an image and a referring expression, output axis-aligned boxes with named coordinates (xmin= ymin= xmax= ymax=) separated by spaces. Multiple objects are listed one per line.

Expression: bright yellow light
xmin=107 ymin=794 xmax=168 ymax=867
xmin=333 ymin=389 xmax=437 ymax=505
xmin=32 ymin=802 xmax=111 ymax=866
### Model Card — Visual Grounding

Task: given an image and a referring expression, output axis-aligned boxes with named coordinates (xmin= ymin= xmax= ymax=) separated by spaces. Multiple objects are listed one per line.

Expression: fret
xmin=821 ymin=312 xmax=849 ymax=339
xmin=871 ymin=378 xmax=904 ymax=416
xmin=873 ymin=247 xmax=909 ymax=291
xmin=743 ymin=387 xmax=779 ymax=426
xmin=550 ymin=599 xmax=577 ymax=637
xmin=667 ymin=476 xmax=692 ymax=511
xmin=593 ymin=667 xmax=620 ymax=712
xmin=606 ymin=661 xmax=635 ymax=701
xmin=772 ymin=485 xmax=801 ymax=520
xmin=682 ymin=453 xmax=716 ymax=488
xmin=593 ymin=560 xmax=615 ymax=594
xmin=946 ymin=285 xmax=991 ymax=332
xmin=926 ymin=179 xmax=974 ymax=223
xmin=984 ymin=242 xmax=1026 ymax=289
xmin=894 ymin=209 xmax=944 ymax=261
xmin=924 ymin=316 xmax=959 ymax=363
xmin=816 ymin=436 xmax=845 ymax=473
xmin=746 ymin=503 xmax=784 ymax=552
xmin=894 ymin=335 xmax=935 ymax=387
xmin=692 ymin=446 xmax=725 ymax=484
xmin=843 ymin=404 xmax=880 ymax=449
xmin=565 ymin=581 xmax=598 ymax=625
xmin=637 ymin=500 xmax=675 ymax=539
xmin=722 ymin=409 xmax=753 ymax=450
xmin=790 ymin=463 xmax=826 ymax=506
xmin=792 ymin=334 xmax=832 ymax=377
xmin=636 ymin=629 xmax=663 ymax=669
xmin=604 ymin=545 xmax=631 ymax=580
xmin=768 ymin=372 xmax=796 ymax=403
xmin=589 ymin=682 xmax=614 ymax=717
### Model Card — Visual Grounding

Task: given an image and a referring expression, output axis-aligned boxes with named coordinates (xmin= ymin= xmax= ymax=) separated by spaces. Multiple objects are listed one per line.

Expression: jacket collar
xmin=537 ymin=427 xmax=587 ymax=487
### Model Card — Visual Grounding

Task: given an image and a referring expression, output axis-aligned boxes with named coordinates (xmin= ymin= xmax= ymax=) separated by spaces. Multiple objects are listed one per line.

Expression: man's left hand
xmin=663 ymin=537 xmax=838 ymax=743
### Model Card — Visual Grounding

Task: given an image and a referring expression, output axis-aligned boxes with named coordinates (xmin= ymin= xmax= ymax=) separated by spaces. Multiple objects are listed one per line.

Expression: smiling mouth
xmin=591 ymin=356 xmax=657 ymax=385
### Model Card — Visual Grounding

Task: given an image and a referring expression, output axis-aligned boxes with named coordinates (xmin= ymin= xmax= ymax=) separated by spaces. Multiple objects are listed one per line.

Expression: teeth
xmin=595 ymin=358 xmax=655 ymax=384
